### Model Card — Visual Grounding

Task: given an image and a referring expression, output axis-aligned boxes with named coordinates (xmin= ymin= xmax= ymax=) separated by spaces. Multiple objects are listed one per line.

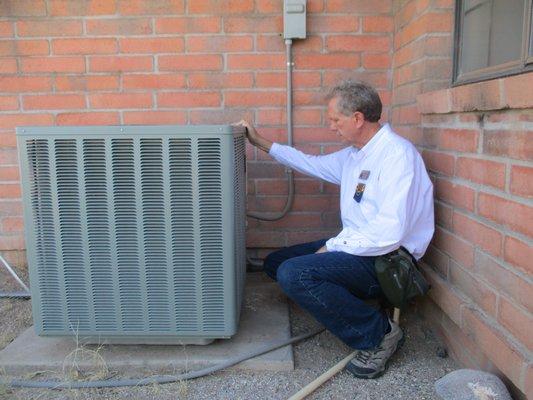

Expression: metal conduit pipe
xmin=247 ymin=39 xmax=295 ymax=222
xmin=247 ymin=40 xmax=296 ymax=268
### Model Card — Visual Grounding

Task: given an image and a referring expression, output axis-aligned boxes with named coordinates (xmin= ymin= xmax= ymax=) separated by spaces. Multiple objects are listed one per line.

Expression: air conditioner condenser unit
xmin=17 ymin=125 xmax=247 ymax=345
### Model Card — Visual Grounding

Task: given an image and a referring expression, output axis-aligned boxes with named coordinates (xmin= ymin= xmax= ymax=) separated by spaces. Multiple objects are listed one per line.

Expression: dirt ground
xmin=0 ymin=267 xmax=457 ymax=400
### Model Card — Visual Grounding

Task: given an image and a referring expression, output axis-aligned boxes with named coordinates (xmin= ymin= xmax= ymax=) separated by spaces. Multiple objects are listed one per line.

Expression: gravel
xmin=1 ymin=267 xmax=457 ymax=400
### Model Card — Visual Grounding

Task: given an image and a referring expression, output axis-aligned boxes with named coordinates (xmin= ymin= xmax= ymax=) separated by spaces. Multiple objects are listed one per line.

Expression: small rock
xmin=436 ymin=346 xmax=448 ymax=358
xmin=435 ymin=369 xmax=512 ymax=400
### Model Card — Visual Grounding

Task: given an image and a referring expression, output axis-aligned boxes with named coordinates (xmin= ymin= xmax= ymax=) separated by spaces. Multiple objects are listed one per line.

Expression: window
xmin=453 ymin=0 xmax=533 ymax=84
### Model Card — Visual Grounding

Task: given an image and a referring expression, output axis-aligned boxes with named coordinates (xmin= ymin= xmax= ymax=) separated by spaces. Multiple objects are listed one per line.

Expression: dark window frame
xmin=453 ymin=0 xmax=533 ymax=85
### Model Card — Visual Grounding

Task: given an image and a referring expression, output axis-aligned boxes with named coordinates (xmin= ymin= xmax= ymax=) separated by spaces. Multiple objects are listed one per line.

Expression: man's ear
xmin=352 ymin=111 xmax=365 ymax=128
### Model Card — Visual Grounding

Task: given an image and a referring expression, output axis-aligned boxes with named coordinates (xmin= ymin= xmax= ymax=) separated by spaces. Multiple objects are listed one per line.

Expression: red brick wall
xmin=0 ymin=0 xmax=394 ymax=262
xmin=391 ymin=1 xmax=532 ymax=398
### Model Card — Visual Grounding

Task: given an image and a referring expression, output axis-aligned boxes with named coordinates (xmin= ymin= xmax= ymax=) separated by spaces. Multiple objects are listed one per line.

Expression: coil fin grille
xmin=20 ymin=126 xmax=245 ymax=340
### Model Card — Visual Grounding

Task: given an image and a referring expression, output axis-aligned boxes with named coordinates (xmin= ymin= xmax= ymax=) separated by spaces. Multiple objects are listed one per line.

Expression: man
xmin=237 ymin=80 xmax=434 ymax=379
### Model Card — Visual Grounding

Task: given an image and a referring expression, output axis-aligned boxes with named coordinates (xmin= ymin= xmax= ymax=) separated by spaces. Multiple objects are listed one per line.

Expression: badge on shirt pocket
xmin=353 ymin=183 xmax=366 ymax=203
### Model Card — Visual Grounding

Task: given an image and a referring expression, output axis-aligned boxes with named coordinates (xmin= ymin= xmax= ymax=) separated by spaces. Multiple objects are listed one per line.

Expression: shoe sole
xmin=345 ymin=334 xmax=405 ymax=379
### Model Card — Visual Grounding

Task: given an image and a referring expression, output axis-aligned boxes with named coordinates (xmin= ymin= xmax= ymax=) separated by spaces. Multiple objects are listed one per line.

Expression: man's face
xmin=327 ymin=97 xmax=362 ymax=145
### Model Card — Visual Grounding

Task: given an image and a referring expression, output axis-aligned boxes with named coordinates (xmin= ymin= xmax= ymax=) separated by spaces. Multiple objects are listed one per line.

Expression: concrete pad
xmin=0 ymin=273 xmax=293 ymax=375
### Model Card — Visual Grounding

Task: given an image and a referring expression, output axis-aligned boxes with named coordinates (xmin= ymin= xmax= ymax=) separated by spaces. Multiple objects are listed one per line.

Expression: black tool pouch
xmin=374 ymin=246 xmax=430 ymax=309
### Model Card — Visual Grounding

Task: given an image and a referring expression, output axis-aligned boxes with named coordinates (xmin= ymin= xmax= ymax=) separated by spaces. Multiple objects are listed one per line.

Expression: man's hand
xmin=234 ymin=120 xmax=272 ymax=153
xmin=315 ymin=246 xmax=328 ymax=254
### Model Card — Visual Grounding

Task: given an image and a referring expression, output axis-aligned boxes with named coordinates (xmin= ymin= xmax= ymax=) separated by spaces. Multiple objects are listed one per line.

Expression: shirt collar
xmin=357 ymin=123 xmax=390 ymax=159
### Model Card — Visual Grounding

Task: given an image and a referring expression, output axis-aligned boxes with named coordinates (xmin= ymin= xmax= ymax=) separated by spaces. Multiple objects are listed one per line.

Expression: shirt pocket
xmin=359 ymin=172 xmax=379 ymax=216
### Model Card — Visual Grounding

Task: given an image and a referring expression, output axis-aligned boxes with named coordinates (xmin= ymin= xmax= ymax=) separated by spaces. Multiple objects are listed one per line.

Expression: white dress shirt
xmin=268 ymin=123 xmax=434 ymax=260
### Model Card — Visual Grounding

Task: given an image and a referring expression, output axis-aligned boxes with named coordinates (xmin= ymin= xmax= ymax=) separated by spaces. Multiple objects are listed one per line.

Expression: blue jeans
xmin=264 ymin=239 xmax=389 ymax=350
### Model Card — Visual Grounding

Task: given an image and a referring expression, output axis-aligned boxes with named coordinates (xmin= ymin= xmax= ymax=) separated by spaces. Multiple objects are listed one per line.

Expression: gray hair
xmin=327 ymin=80 xmax=382 ymax=122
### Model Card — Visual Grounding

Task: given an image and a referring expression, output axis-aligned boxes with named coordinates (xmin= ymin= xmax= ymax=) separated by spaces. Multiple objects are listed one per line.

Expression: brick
xmin=0 ymin=58 xmax=17 ymax=74
xmin=450 ymin=79 xmax=504 ymax=112
xmin=422 ymin=150 xmax=455 ymax=176
xmin=425 ymin=267 xmax=465 ymax=325
xmin=159 ymin=54 xmax=222 ymax=71
xmin=227 ymin=54 xmax=285 ymax=71
xmin=21 ymin=57 xmax=85 ymax=73
xmin=0 ymin=184 xmax=21 ymax=198
xmin=462 ymin=307 xmax=526 ymax=391
xmin=478 ymin=193 xmax=532 ymax=237
xmin=0 ymin=132 xmax=17 ymax=148
xmin=256 ymin=108 xmax=322 ymax=126
xmin=474 ymin=250 xmax=532 ymax=311
xmin=189 ymin=109 xmax=254 ymax=125
xmin=123 ymin=111 xmax=187 ymax=125
xmin=0 ymin=166 xmax=19 ymax=181
xmin=456 ymin=157 xmax=506 ymax=189
xmin=498 ymin=296 xmax=533 ymax=350
xmin=89 ymin=93 xmax=152 ymax=109
xmin=433 ymin=226 xmax=475 ymax=269
xmin=439 ymin=129 xmax=479 ymax=153
xmin=89 ymin=56 xmax=153 ymax=72
xmin=452 ymin=211 xmax=502 ymax=257
xmin=510 ymin=165 xmax=533 ymax=197
xmin=246 ymin=230 xmax=286 ymax=248
xmin=0 ymin=201 xmax=22 ymax=217
xmin=123 ymin=74 xmax=186 ymax=89
xmin=0 ymin=149 xmax=18 ymax=165
xmin=0 ymin=40 xmax=49 ymax=56
xmin=435 ymin=178 xmax=475 ymax=212
xmin=362 ymin=53 xmax=392 ymax=69
xmin=362 ymin=16 xmax=394 ymax=32
xmin=255 ymin=72 xmax=321 ymax=88
xmin=247 ymin=163 xmax=288 ymax=180
xmin=326 ymin=35 xmax=390 ymax=52
xmin=17 ymin=20 xmax=82 ymax=37
xmin=55 ymin=75 xmax=120 ymax=92
xmin=308 ymin=16 xmax=359 ymax=33
xmin=323 ymin=71 xmax=388 ymax=88
xmin=422 ymin=244 xmax=450 ymax=277
xmin=326 ymin=0 xmax=391 ymax=13
xmin=293 ymin=127 xmax=337 ymax=143
xmin=502 ymin=72 xmax=533 ymax=108
xmin=0 ymin=114 xmax=53 ymax=130
xmin=23 ymin=94 xmax=86 ymax=110
xmin=255 ymin=179 xmax=320 ymax=195
xmin=257 ymin=213 xmax=325 ymax=230
xmin=155 ymin=17 xmax=221 ymax=34
xmin=1 ymin=216 xmax=23 ymax=233
xmin=52 ymin=38 xmax=117 ymax=55
xmin=56 ymin=112 xmax=119 ymax=126
xmin=189 ymin=0 xmax=253 ymax=14
xmin=0 ymin=235 xmax=25 ymax=250
xmin=0 ymin=0 xmax=46 ymax=16
xmin=256 ymin=0 xmax=281 ymax=13
xmin=294 ymin=53 xmax=360 ymax=69
xmin=484 ymin=130 xmax=532 ymax=161
xmin=118 ymin=0 xmax=184 ymax=15
xmin=186 ymin=35 xmax=253 ymax=53
xmin=188 ymin=73 xmax=252 ymax=89
xmin=49 ymin=0 xmax=116 ymax=15
xmin=225 ymin=91 xmax=285 ymax=107
xmin=120 ymin=37 xmax=184 ymax=54
xmin=438 ymin=310 xmax=493 ymax=371
xmin=449 ymin=261 xmax=497 ymax=316
xmin=0 ymin=22 xmax=13 ymax=37
xmin=157 ymin=92 xmax=221 ymax=108
xmin=0 ymin=96 xmax=18 ymax=111
xmin=435 ymin=201 xmax=453 ymax=229
xmin=424 ymin=35 xmax=452 ymax=57
xmin=86 ymin=18 xmax=152 ymax=35
xmin=224 ymin=16 xmax=283 ymax=33
xmin=504 ymin=236 xmax=533 ymax=276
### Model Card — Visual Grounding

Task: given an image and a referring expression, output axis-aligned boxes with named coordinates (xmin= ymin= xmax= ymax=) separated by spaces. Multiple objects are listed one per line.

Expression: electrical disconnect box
xmin=283 ymin=0 xmax=306 ymax=39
